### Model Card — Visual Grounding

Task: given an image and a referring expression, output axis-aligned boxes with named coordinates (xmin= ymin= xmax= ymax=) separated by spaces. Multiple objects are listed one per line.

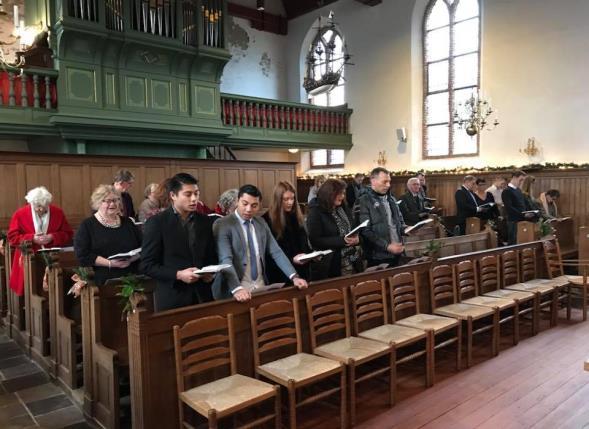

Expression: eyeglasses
xmin=102 ymin=198 xmax=121 ymax=205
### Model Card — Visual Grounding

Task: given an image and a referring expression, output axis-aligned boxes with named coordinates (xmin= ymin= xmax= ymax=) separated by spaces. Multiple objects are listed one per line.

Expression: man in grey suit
xmin=213 ymin=184 xmax=308 ymax=302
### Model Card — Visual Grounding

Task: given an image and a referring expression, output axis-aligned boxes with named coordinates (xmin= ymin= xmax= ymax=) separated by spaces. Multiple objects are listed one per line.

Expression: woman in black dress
xmin=74 ymin=184 xmax=142 ymax=285
xmin=306 ymin=179 xmax=361 ymax=280
xmin=262 ymin=181 xmax=311 ymax=283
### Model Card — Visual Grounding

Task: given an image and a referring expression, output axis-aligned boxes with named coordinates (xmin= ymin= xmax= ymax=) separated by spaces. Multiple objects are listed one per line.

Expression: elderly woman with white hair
xmin=7 ymin=186 xmax=73 ymax=295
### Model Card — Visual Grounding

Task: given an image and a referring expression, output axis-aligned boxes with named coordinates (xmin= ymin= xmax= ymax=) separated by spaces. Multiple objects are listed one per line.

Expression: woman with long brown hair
xmin=306 ymin=178 xmax=361 ymax=280
xmin=262 ymin=181 xmax=311 ymax=283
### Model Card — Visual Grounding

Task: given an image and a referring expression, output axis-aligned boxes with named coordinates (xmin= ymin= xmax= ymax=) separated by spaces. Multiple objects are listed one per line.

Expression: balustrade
xmin=0 ymin=69 xmax=58 ymax=110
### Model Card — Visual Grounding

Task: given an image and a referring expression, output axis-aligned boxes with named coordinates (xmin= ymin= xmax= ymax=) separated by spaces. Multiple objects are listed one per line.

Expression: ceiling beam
xmin=228 ymin=2 xmax=288 ymax=35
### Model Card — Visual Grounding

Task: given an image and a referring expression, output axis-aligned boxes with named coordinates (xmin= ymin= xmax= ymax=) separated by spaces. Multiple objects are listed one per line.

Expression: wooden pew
xmin=551 ymin=217 xmax=576 ymax=258
xmin=49 ymin=251 xmax=83 ymax=396
xmin=465 ymin=217 xmax=483 ymax=235
xmin=0 ymin=242 xmax=6 ymax=326
xmin=579 ymin=226 xmax=589 ymax=262
xmin=82 ymin=278 xmax=155 ymax=429
xmin=7 ymin=245 xmax=29 ymax=349
xmin=405 ymin=229 xmax=497 ymax=259
xmin=22 ymin=251 xmax=52 ymax=371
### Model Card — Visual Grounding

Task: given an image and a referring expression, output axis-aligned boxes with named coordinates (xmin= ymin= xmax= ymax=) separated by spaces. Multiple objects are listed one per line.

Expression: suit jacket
xmin=140 ymin=207 xmax=217 ymax=311
xmin=212 ymin=213 xmax=296 ymax=300
xmin=400 ymin=191 xmax=428 ymax=225
xmin=502 ymin=186 xmax=527 ymax=222
xmin=455 ymin=186 xmax=479 ymax=226
xmin=358 ymin=188 xmax=406 ymax=262
xmin=8 ymin=205 xmax=73 ymax=295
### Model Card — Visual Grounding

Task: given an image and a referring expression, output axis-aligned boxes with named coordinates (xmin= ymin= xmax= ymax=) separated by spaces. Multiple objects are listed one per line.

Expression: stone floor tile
xmin=27 ymin=394 xmax=73 ymax=417
xmin=0 ymin=355 xmax=30 ymax=370
xmin=3 ymin=412 xmax=37 ymax=429
xmin=2 ymin=363 xmax=41 ymax=380
xmin=35 ymin=405 xmax=85 ymax=429
xmin=16 ymin=383 xmax=63 ymax=404
xmin=0 ymin=391 xmax=20 ymax=407
xmin=0 ymin=401 xmax=28 ymax=420
xmin=2 ymin=372 xmax=50 ymax=393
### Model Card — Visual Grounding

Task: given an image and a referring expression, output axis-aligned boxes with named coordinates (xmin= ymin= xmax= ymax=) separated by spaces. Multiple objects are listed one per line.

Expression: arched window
xmin=306 ymin=24 xmax=346 ymax=169
xmin=423 ymin=0 xmax=481 ymax=158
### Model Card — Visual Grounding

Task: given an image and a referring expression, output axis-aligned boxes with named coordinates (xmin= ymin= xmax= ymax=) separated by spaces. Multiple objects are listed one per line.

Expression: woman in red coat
xmin=7 ymin=186 xmax=73 ymax=295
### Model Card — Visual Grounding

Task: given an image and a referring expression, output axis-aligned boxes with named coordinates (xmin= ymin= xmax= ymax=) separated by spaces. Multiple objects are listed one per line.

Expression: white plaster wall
xmin=285 ymin=0 xmax=589 ymax=173
xmin=221 ymin=16 xmax=288 ymax=100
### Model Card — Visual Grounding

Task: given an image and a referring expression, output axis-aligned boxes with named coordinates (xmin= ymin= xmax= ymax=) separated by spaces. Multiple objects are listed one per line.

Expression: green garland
xmin=298 ymin=162 xmax=589 ymax=180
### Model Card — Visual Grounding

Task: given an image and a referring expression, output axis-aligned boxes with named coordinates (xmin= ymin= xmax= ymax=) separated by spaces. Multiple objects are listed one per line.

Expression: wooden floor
xmin=301 ymin=309 xmax=589 ymax=429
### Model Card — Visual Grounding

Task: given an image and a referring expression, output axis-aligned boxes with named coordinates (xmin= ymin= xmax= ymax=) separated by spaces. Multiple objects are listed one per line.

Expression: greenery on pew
xmin=18 ymin=240 xmax=32 ymax=256
xmin=422 ymin=239 xmax=443 ymax=259
xmin=539 ymin=220 xmax=555 ymax=238
xmin=117 ymin=275 xmax=146 ymax=320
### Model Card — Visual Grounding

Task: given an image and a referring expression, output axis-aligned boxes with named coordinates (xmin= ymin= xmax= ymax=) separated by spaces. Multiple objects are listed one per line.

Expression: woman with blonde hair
xmin=137 ymin=183 xmax=163 ymax=223
xmin=262 ymin=181 xmax=311 ymax=283
xmin=74 ymin=184 xmax=142 ymax=285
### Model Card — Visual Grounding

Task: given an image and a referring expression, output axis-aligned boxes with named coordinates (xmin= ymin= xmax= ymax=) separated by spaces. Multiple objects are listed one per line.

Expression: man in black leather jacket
xmin=357 ymin=167 xmax=408 ymax=267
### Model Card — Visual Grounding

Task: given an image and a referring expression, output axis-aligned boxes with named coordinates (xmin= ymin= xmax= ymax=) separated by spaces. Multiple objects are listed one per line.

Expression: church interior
xmin=1 ymin=0 xmax=589 ymax=428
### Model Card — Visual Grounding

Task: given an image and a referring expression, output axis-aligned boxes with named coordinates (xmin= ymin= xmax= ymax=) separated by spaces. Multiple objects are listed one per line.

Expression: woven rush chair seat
xmin=395 ymin=313 xmax=459 ymax=333
xmin=257 ymin=352 xmax=342 ymax=385
xmin=314 ymin=336 xmax=391 ymax=364
xmin=484 ymin=288 xmax=535 ymax=301
xmin=434 ymin=303 xmax=495 ymax=320
xmin=461 ymin=295 xmax=515 ymax=311
xmin=506 ymin=281 xmax=557 ymax=294
xmin=180 ymin=374 xmax=276 ymax=418
xmin=359 ymin=323 xmax=427 ymax=348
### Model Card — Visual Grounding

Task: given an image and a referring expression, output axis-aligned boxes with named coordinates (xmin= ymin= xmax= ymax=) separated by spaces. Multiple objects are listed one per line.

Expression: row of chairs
xmin=172 ymin=240 xmax=587 ymax=429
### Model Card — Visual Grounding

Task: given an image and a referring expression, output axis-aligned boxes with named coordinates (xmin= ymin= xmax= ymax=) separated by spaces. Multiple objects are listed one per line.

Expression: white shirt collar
xmin=508 ymin=183 xmax=517 ymax=189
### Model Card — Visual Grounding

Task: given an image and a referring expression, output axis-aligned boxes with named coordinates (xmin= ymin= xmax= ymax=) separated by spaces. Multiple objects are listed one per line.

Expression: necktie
xmin=244 ymin=220 xmax=258 ymax=281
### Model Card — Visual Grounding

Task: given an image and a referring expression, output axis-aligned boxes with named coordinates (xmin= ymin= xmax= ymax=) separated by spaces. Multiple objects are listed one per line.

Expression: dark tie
xmin=244 ymin=220 xmax=258 ymax=281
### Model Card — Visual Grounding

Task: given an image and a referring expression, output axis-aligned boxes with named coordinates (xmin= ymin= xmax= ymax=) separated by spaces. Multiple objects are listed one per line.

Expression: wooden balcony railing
xmin=220 ymin=94 xmax=351 ymax=135
xmin=64 ymin=0 xmax=226 ymax=48
xmin=0 ymin=68 xmax=58 ymax=110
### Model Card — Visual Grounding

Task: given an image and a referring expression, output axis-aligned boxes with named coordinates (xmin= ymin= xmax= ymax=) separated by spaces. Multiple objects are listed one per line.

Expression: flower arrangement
xmin=116 ymin=275 xmax=146 ymax=320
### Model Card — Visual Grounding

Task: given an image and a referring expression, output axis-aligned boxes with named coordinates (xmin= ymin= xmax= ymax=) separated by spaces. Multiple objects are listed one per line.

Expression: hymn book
xmin=108 ymin=247 xmax=142 ymax=261
xmin=251 ymin=283 xmax=285 ymax=294
xmin=295 ymin=250 xmax=333 ymax=263
xmin=193 ymin=264 xmax=232 ymax=275
xmin=404 ymin=218 xmax=434 ymax=234
xmin=345 ymin=220 xmax=370 ymax=238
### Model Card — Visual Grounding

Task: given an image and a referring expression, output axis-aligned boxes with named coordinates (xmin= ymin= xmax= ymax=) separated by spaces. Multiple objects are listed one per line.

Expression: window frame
xmin=310 ymin=149 xmax=345 ymax=169
xmin=422 ymin=0 xmax=482 ymax=159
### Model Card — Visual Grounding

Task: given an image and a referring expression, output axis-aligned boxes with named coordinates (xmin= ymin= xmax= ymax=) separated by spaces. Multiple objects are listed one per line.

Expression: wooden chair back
xmin=520 ymin=247 xmax=537 ymax=281
xmin=466 ymin=217 xmax=483 ymax=234
xmin=479 ymin=255 xmax=502 ymax=292
xmin=429 ymin=264 xmax=457 ymax=311
xmin=349 ymin=280 xmax=388 ymax=335
xmin=388 ymin=272 xmax=421 ymax=322
xmin=455 ymin=260 xmax=478 ymax=300
xmin=250 ymin=299 xmax=303 ymax=368
xmin=173 ymin=314 xmax=237 ymax=396
xmin=542 ymin=240 xmax=564 ymax=279
xmin=306 ymin=289 xmax=351 ymax=350
xmin=499 ymin=251 xmax=519 ymax=287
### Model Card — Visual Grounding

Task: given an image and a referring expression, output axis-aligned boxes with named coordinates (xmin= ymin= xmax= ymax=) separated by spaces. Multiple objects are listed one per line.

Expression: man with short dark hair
xmin=213 ymin=184 xmax=308 ymax=302
xmin=455 ymin=175 xmax=486 ymax=235
xmin=400 ymin=177 xmax=429 ymax=225
xmin=113 ymin=169 xmax=136 ymax=219
xmin=346 ymin=173 xmax=365 ymax=208
xmin=141 ymin=173 xmax=217 ymax=311
xmin=502 ymin=171 xmax=535 ymax=244
xmin=358 ymin=167 xmax=408 ymax=268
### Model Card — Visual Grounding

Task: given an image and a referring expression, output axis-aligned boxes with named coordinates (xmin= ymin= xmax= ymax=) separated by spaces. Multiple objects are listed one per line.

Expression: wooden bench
xmin=0 ymin=242 xmax=6 ymax=325
xmin=6 ymin=245 xmax=29 ymax=350
xmin=22 ymin=251 xmax=52 ymax=371
xmin=405 ymin=229 xmax=497 ymax=259
xmin=48 ymin=251 xmax=83 ymax=395
xmin=82 ymin=278 xmax=155 ymax=429
xmin=517 ymin=219 xmax=576 ymax=259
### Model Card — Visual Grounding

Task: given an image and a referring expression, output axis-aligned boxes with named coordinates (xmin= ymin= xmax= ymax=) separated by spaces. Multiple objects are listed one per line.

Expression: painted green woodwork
xmin=0 ymin=1 xmax=354 ymax=157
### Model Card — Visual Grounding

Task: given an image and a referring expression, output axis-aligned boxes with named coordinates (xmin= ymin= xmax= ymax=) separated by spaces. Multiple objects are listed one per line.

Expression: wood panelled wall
xmin=0 ymin=152 xmax=296 ymax=230
xmin=299 ymin=169 xmax=589 ymax=234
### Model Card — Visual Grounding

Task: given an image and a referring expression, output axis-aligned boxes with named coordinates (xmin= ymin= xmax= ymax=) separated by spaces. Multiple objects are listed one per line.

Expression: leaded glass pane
xmin=426 ymin=92 xmax=449 ymax=124
xmin=454 ymin=53 xmax=479 ymax=88
xmin=454 ymin=18 xmax=479 ymax=55
xmin=428 ymin=61 xmax=449 ymax=92
xmin=426 ymin=27 xmax=450 ymax=62
xmin=426 ymin=125 xmax=450 ymax=156
xmin=426 ymin=0 xmax=450 ymax=30
xmin=455 ymin=0 xmax=479 ymax=21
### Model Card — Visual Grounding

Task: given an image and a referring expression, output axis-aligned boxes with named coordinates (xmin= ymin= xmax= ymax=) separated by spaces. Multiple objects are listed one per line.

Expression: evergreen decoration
xmin=116 ymin=275 xmax=145 ymax=320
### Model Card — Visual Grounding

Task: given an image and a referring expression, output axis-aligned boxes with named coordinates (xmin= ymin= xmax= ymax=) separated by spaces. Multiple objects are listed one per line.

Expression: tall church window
xmin=423 ymin=0 xmax=481 ymax=158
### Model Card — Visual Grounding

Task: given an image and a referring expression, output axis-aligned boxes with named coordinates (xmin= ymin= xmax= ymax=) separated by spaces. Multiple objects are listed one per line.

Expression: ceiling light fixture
xmin=256 ymin=0 xmax=265 ymax=11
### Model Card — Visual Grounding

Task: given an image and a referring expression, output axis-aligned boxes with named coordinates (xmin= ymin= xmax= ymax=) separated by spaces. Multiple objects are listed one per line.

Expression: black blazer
xmin=474 ymin=192 xmax=500 ymax=220
xmin=502 ymin=186 xmax=527 ymax=222
xmin=306 ymin=201 xmax=355 ymax=280
xmin=140 ymin=207 xmax=217 ymax=311
xmin=455 ymin=186 xmax=479 ymax=225
xmin=400 ymin=191 xmax=428 ymax=225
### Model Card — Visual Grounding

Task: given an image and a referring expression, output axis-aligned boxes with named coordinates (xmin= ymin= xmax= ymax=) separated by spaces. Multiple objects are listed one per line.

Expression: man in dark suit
xmin=358 ymin=167 xmax=408 ymax=268
xmin=346 ymin=173 xmax=365 ymax=208
xmin=400 ymin=177 xmax=429 ymax=225
xmin=213 ymin=184 xmax=308 ymax=302
xmin=455 ymin=175 xmax=487 ymax=235
xmin=502 ymin=170 xmax=536 ymax=244
xmin=140 ymin=173 xmax=217 ymax=312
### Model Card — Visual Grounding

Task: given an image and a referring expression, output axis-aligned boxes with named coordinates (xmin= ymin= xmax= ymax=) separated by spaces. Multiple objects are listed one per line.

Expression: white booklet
xmin=295 ymin=249 xmax=333 ymax=263
xmin=395 ymin=200 xmax=403 ymax=205
xmin=404 ymin=218 xmax=434 ymax=234
xmin=193 ymin=264 xmax=233 ymax=275
xmin=478 ymin=202 xmax=496 ymax=208
xmin=345 ymin=219 xmax=369 ymax=238
xmin=522 ymin=210 xmax=540 ymax=215
xmin=37 ymin=246 xmax=74 ymax=253
xmin=208 ymin=213 xmax=223 ymax=218
xmin=108 ymin=247 xmax=142 ymax=260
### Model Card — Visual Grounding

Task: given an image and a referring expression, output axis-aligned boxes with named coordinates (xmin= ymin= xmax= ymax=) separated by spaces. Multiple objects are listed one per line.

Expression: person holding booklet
xmin=74 ymin=184 xmax=142 ymax=286
xmin=357 ymin=167 xmax=408 ymax=268
xmin=473 ymin=178 xmax=500 ymax=221
xmin=307 ymin=179 xmax=362 ymax=279
xmin=262 ymin=181 xmax=312 ymax=283
xmin=213 ymin=185 xmax=308 ymax=302
xmin=502 ymin=171 xmax=537 ymax=245
xmin=400 ymin=177 xmax=430 ymax=225
xmin=455 ymin=175 xmax=488 ymax=234
xmin=141 ymin=173 xmax=218 ymax=311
